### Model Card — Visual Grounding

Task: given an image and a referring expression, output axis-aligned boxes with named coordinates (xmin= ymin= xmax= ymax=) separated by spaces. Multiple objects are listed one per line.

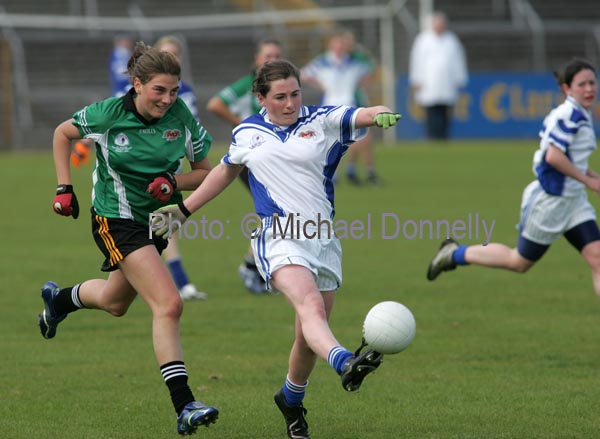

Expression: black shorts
xmin=91 ymin=208 xmax=169 ymax=272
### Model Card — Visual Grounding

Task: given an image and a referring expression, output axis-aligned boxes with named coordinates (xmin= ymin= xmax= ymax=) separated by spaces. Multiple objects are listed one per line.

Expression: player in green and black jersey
xmin=39 ymin=41 xmax=218 ymax=435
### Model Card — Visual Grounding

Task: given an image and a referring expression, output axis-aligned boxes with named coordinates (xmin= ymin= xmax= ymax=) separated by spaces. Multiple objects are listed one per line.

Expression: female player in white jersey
xmin=427 ymin=58 xmax=600 ymax=297
xmin=152 ymin=59 xmax=400 ymax=439
xmin=301 ymin=29 xmax=380 ymax=185
xmin=39 ymin=42 xmax=218 ymax=435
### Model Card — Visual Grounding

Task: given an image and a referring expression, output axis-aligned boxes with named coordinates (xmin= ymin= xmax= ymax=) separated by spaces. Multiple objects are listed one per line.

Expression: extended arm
xmin=355 ymin=106 xmax=401 ymax=129
xmin=300 ymin=74 xmax=325 ymax=92
xmin=183 ymin=163 xmax=243 ymax=212
xmin=206 ymin=96 xmax=242 ymax=126
xmin=175 ymin=158 xmax=212 ymax=190
xmin=152 ymin=163 xmax=244 ymax=237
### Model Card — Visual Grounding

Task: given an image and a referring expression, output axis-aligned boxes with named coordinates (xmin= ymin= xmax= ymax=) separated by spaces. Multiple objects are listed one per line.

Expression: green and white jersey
xmin=216 ymin=72 xmax=262 ymax=120
xmin=73 ymin=90 xmax=212 ymax=225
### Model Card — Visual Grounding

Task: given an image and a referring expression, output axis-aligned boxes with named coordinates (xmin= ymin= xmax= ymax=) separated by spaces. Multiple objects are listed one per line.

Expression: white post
xmin=380 ymin=9 xmax=396 ymax=143
xmin=419 ymin=0 xmax=434 ymax=31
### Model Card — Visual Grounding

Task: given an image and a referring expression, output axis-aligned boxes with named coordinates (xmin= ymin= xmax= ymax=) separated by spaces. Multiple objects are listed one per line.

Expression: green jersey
xmin=216 ymin=72 xmax=262 ymax=120
xmin=72 ymin=90 xmax=211 ymax=224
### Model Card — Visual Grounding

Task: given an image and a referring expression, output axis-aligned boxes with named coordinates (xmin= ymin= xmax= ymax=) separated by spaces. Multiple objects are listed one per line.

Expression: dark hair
xmin=252 ymin=59 xmax=301 ymax=96
xmin=127 ymin=41 xmax=181 ymax=84
xmin=554 ymin=58 xmax=596 ymax=88
xmin=255 ymin=38 xmax=282 ymax=55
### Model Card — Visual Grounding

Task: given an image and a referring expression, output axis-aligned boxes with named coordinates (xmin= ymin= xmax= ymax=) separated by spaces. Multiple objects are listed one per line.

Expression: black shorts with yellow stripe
xmin=91 ymin=208 xmax=169 ymax=272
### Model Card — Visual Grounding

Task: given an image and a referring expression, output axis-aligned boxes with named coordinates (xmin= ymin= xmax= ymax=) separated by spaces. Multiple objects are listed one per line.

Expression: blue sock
xmin=327 ymin=346 xmax=354 ymax=375
xmin=282 ymin=375 xmax=307 ymax=406
xmin=167 ymin=258 xmax=190 ymax=289
xmin=453 ymin=245 xmax=470 ymax=266
xmin=346 ymin=163 xmax=356 ymax=176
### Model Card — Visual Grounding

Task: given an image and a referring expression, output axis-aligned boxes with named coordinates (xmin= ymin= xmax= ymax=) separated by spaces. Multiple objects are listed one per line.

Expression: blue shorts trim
xmin=564 ymin=220 xmax=600 ymax=252
xmin=517 ymin=235 xmax=549 ymax=262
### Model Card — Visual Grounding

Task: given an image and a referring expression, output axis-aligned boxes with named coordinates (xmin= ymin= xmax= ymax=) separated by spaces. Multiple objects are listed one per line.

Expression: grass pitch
xmin=2 ymin=140 xmax=600 ymax=438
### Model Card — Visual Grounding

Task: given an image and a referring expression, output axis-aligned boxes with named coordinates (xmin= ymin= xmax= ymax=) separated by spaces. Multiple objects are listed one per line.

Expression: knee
xmin=512 ymin=263 xmax=532 ymax=274
xmin=510 ymin=251 xmax=535 ymax=273
xmin=107 ymin=303 xmax=130 ymax=317
xmin=156 ymin=295 xmax=184 ymax=320
xmin=584 ymin=245 xmax=600 ymax=267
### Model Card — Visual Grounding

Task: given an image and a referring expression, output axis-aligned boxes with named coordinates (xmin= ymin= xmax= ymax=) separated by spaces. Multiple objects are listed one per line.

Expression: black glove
xmin=52 ymin=184 xmax=80 ymax=219
xmin=146 ymin=172 xmax=177 ymax=203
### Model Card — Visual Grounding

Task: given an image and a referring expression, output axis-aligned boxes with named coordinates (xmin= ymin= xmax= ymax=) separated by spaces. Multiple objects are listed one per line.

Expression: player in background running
xmin=206 ymin=38 xmax=283 ymax=294
xmin=301 ymin=29 xmax=380 ymax=185
xmin=427 ymin=58 xmax=600 ymax=300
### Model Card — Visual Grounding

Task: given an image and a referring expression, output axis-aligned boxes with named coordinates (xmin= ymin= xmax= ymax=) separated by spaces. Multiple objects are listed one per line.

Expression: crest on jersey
xmin=298 ymin=130 xmax=316 ymax=139
xmin=113 ymin=133 xmax=131 ymax=152
xmin=162 ymin=129 xmax=182 ymax=141
xmin=250 ymin=134 xmax=266 ymax=149
xmin=115 ymin=133 xmax=129 ymax=147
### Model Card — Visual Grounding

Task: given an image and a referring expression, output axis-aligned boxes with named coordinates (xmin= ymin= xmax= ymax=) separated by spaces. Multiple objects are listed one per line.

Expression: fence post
xmin=0 ymin=37 xmax=13 ymax=149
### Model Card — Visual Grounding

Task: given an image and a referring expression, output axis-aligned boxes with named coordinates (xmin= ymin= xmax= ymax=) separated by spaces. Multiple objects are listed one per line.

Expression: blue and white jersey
xmin=174 ymin=82 xmax=199 ymax=122
xmin=109 ymin=46 xmax=132 ymax=98
xmin=222 ymin=105 xmax=367 ymax=221
xmin=533 ymin=96 xmax=597 ymax=196
xmin=302 ymin=52 xmax=374 ymax=107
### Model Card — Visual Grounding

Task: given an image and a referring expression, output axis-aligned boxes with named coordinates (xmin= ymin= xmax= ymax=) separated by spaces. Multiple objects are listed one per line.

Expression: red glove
xmin=146 ymin=172 xmax=177 ymax=203
xmin=52 ymin=184 xmax=79 ymax=219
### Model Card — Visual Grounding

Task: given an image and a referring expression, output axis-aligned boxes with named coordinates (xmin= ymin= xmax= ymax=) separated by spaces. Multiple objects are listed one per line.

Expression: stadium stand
xmin=0 ymin=0 xmax=599 ymax=148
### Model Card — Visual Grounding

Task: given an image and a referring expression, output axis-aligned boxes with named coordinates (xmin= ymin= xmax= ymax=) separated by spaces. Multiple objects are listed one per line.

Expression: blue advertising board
xmin=396 ymin=73 xmax=600 ymax=139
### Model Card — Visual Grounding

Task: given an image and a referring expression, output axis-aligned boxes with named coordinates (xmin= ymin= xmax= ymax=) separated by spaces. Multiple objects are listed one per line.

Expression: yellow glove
xmin=373 ymin=112 xmax=402 ymax=129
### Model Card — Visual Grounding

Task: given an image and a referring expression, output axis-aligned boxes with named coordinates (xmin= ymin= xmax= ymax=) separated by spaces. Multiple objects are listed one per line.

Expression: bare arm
xmin=586 ymin=168 xmax=600 ymax=178
xmin=175 ymin=158 xmax=212 ymax=190
xmin=183 ymin=163 xmax=244 ymax=213
xmin=206 ymin=96 xmax=242 ymax=126
xmin=546 ymin=144 xmax=600 ymax=193
xmin=53 ymin=119 xmax=82 ymax=185
xmin=300 ymin=71 xmax=325 ymax=92
xmin=355 ymin=105 xmax=394 ymax=128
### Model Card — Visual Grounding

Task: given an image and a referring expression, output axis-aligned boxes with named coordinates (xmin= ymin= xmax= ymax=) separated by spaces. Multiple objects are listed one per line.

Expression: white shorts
xmin=519 ymin=180 xmax=597 ymax=245
xmin=252 ymin=217 xmax=342 ymax=291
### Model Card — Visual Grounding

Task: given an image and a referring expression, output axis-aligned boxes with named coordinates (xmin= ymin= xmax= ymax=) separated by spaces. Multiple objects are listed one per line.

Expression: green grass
xmin=2 ymin=140 xmax=600 ymax=438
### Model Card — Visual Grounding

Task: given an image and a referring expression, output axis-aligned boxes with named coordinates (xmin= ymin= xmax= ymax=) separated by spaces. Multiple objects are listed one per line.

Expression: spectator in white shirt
xmin=409 ymin=11 xmax=468 ymax=140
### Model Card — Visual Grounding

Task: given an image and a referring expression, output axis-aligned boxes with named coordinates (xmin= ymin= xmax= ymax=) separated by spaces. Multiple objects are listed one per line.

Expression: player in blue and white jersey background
xmin=301 ymin=29 xmax=381 ymax=185
xmin=427 ymin=58 xmax=600 ymax=299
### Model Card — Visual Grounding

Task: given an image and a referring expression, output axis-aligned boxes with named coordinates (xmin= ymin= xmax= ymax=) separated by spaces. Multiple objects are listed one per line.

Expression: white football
xmin=362 ymin=301 xmax=416 ymax=354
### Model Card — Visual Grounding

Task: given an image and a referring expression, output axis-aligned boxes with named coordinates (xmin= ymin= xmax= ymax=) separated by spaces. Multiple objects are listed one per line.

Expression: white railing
xmin=0 ymin=0 xmax=415 ymax=146
xmin=0 ymin=7 xmax=32 ymax=147
xmin=1 ymin=0 xmax=594 ymax=147
xmin=509 ymin=0 xmax=545 ymax=71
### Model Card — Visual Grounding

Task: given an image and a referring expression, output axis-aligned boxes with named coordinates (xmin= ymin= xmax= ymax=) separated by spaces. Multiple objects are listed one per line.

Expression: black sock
xmin=244 ymin=255 xmax=257 ymax=270
xmin=54 ymin=284 xmax=85 ymax=314
xmin=160 ymin=361 xmax=195 ymax=415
